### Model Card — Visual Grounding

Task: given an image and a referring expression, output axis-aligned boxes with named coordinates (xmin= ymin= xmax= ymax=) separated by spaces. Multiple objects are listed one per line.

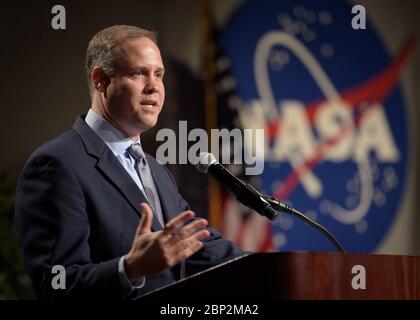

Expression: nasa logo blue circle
xmin=220 ymin=0 xmax=410 ymax=252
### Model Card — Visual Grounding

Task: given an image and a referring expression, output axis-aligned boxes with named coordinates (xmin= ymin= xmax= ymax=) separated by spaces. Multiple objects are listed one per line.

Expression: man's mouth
xmin=140 ymin=100 xmax=159 ymax=111
xmin=140 ymin=100 xmax=158 ymax=106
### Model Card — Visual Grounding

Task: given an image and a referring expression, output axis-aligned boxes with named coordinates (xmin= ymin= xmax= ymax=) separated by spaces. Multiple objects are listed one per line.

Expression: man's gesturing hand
xmin=124 ymin=203 xmax=210 ymax=282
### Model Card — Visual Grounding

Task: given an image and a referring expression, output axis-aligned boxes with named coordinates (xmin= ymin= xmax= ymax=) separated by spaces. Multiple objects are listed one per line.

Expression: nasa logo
xmin=220 ymin=0 xmax=413 ymax=252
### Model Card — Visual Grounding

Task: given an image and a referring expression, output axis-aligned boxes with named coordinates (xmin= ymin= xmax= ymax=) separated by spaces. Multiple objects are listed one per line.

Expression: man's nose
xmin=143 ymin=76 xmax=159 ymax=93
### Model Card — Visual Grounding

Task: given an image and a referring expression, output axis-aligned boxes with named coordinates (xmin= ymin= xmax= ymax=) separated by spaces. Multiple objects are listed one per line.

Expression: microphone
xmin=196 ymin=153 xmax=346 ymax=252
xmin=196 ymin=153 xmax=278 ymax=220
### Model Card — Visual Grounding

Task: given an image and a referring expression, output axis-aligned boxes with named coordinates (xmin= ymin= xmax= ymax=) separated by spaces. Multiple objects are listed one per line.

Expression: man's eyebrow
xmin=154 ymin=66 xmax=165 ymax=74
xmin=131 ymin=66 xmax=165 ymax=72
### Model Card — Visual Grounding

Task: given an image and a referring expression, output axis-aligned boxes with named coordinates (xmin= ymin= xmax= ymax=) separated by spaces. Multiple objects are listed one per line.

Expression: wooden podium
xmin=138 ymin=252 xmax=420 ymax=300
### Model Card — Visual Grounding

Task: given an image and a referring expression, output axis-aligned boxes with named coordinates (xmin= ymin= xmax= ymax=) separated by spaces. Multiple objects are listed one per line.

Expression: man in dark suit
xmin=15 ymin=25 xmax=244 ymax=300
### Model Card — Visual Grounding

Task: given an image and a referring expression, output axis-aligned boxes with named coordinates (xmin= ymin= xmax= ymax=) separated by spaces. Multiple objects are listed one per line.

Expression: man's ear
xmin=91 ymin=66 xmax=110 ymax=92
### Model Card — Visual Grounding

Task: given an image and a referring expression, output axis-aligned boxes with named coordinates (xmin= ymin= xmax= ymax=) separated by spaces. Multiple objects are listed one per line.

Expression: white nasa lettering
xmin=293 ymin=101 xmax=399 ymax=164
xmin=237 ymin=99 xmax=399 ymax=170
xmin=273 ymin=101 xmax=316 ymax=162
xmin=354 ymin=104 xmax=400 ymax=162
xmin=315 ymin=101 xmax=354 ymax=161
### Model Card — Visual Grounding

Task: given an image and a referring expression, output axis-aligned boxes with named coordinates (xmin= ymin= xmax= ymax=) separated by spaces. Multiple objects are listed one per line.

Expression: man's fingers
xmin=173 ymin=229 xmax=210 ymax=260
xmin=185 ymin=228 xmax=211 ymax=244
xmin=163 ymin=210 xmax=196 ymax=235
xmin=171 ymin=229 xmax=210 ymax=254
xmin=137 ymin=202 xmax=153 ymax=234
xmin=177 ymin=241 xmax=204 ymax=261
xmin=160 ymin=229 xmax=209 ymax=268
xmin=169 ymin=218 xmax=209 ymax=243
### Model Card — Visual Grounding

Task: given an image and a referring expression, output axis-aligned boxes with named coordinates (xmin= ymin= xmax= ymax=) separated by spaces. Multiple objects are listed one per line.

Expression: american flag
xmin=202 ymin=5 xmax=274 ymax=252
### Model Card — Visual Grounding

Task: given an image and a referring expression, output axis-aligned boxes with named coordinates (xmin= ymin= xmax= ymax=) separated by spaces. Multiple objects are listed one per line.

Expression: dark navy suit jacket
xmin=15 ymin=116 xmax=243 ymax=300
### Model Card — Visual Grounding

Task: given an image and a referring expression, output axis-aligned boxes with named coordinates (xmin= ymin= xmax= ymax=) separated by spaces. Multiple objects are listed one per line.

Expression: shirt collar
xmin=85 ymin=108 xmax=140 ymax=156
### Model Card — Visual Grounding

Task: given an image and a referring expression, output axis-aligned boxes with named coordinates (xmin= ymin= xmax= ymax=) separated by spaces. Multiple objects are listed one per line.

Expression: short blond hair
xmin=85 ymin=25 xmax=157 ymax=96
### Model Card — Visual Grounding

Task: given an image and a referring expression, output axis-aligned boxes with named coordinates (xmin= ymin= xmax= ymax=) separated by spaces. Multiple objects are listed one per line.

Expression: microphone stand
xmin=263 ymin=196 xmax=346 ymax=253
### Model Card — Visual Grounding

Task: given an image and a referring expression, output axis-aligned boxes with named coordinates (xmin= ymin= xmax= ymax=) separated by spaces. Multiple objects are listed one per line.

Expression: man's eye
xmin=156 ymin=72 xmax=164 ymax=79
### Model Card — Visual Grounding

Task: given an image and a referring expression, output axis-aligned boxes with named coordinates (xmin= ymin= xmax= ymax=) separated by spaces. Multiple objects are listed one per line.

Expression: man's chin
xmin=137 ymin=119 xmax=158 ymax=133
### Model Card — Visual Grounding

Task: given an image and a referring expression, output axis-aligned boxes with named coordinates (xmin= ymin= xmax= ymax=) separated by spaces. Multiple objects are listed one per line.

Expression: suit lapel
xmin=73 ymin=116 xmax=163 ymax=231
